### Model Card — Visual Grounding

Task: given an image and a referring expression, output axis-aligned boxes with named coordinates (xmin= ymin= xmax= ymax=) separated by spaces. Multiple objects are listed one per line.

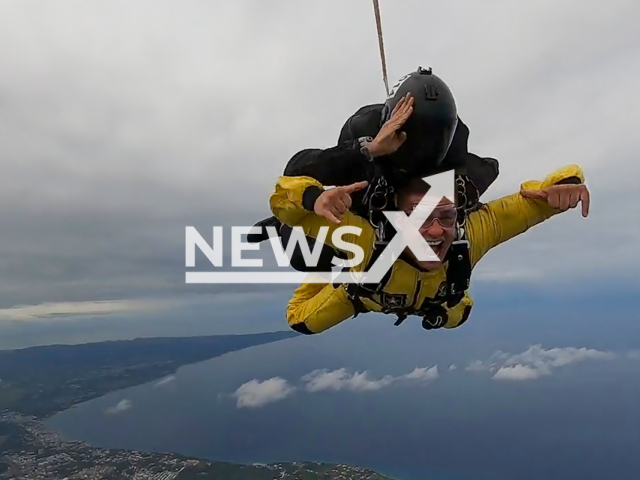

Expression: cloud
xmin=502 ymin=345 xmax=615 ymax=369
xmin=467 ymin=345 xmax=616 ymax=381
xmin=232 ymin=377 xmax=296 ymax=408
xmin=0 ymin=299 xmax=164 ymax=322
xmin=301 ymin=366 xmax=439 ymax=393
xmin=401 ymin=366 xmax=440 ymax=383
xmin=229 ymin=365 xmax=439 ymax=408
xmin=449 ymin=364 xmax=457 ymax=371
xmin=465 ymin=360 xmax=494 ymax=373
xmin=105 ymin=399 xmax=132 ymax=415
xmin=492 ymin=364 xmax=544 ymax=381
xmin=154 ymin=376 xmax=176 ymax=387
xmin=0 ymin=0 xmax=638 ymax=309
xmin=302 ymin=369 xmax=396 ymax=393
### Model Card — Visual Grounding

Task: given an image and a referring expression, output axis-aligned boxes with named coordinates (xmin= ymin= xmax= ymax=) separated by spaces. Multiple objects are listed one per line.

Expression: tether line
xmin=372 ymin=0 xmax=389 ymax=96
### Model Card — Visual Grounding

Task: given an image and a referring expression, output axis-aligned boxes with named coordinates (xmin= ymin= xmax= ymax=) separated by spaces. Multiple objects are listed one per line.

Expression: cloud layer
xmin=229 ymin=344 xmax=637 ymax=408
xmin=302 ymin=366 xmax=439 ymax=393
xmin=466 ymin=345 xmax=616 ymax=381
xmin=231 ymin=366 xmax=439 ymax=408
xmin=0 ymin=0 xmax=638 ymax=308
xmin=0 ymin=299 xmax=165 ymax=322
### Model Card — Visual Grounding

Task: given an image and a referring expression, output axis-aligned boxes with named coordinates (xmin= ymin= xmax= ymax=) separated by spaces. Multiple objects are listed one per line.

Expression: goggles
xmin=403 ymin=203 xmax=457 ymax=229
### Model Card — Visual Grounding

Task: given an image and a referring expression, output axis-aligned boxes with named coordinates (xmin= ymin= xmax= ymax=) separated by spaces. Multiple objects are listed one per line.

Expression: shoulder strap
xmin=444 ymin=176 xmax=472 ymax=307
xmin=343 ymin=168 xmax=473 ymax=323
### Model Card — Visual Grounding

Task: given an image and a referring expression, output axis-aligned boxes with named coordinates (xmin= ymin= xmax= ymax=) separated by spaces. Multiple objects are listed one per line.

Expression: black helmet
xmin=382 ymin=67 xmax=458 ymax=177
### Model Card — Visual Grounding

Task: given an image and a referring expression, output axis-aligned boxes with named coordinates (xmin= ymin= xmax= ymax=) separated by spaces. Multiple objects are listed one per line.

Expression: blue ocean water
xmin=45 ymin=306 xmax=640 ymax=480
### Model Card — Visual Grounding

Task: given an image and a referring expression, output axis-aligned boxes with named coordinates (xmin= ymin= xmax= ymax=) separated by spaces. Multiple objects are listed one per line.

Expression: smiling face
xmin=396 ymin=179 xmax=457 ymax=270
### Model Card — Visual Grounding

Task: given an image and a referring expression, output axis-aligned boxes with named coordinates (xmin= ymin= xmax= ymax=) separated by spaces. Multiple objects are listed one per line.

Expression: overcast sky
xmin=0 ymin=0 xmax=638 ymax=318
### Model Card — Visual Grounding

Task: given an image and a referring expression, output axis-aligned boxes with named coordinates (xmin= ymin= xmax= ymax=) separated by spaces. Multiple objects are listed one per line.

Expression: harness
xmin=341 ymin=137 xmax=474 ymax=330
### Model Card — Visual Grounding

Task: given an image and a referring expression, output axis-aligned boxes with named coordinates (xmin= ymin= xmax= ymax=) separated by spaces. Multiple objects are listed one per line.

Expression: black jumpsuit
xmin=275 ymin=112 xmax=500 ymax=272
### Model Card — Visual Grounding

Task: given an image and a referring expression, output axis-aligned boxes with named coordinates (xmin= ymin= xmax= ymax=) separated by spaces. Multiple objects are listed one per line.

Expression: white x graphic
xmin=332 ymin=168 xmax=456 ymax=285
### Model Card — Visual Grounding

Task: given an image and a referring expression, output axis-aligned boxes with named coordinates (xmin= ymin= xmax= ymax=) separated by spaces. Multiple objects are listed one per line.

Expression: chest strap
xmin=341 ymin=169 xmax=473 ymax=328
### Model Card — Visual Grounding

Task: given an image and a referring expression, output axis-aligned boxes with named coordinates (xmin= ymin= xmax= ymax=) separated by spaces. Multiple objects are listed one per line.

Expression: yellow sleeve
xmin=286 ymin=282 xmax=356 ymax=334
xmin=270 ymin=175 xmax=376 ymax=271
xmin=270 ymin=175 xmax=325 ymax=227
xmin=466 ymin=164 xmax=585 ymax=266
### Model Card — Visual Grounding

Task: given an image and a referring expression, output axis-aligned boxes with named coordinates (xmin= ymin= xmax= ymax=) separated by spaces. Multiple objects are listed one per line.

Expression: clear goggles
xmin=402 ymin=202 xmax=458 ymax=229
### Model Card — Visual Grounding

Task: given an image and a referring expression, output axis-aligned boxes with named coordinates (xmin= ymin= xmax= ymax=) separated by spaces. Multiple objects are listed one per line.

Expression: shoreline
xmin=2 ymin=410 xmax=399 ymax=479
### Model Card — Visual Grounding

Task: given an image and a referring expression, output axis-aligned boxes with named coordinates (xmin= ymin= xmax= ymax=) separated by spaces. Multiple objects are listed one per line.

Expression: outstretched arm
xmin=466 ymin=164 xmax=588 ymax=266
xmin=283 ymin=144 xmax=374 ymax=186
xmin=270 ymin=176 xmax=374 ymax=335
xmin=270 ymin=176 xmax=376 ymax=270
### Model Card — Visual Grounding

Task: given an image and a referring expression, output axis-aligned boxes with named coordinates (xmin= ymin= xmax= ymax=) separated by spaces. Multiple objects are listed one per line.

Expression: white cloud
xmin=229 ymin=365 xmax=439 ymax=407
xmin=154 ymin=376 xmax=176 ymax=387
xmin=493 ymin=364 xmax=545 ymax=381
xmin=502 ymin=345 xmax=614 ymax=370
xmin=465 ymin=360 xmax=495 ymax=373
xmin=401 ymin=366 xmax=440 ymax=383
xmin=0 ymin=299 xmax=164 ymax=321
xmin=232 ymin=377 xmax=296 ymax=409
xmin=301 ymin=366 xmax=438 ymax=393
xmin=467 ymin=345 xmax=615 ymax=381
xmin=449 ymin=364 xmax=457 ymax=371
xmin=105 ymin=399 xmax=132 ymax=415
xmin=302 ymin=369 xmax=395 ymax=393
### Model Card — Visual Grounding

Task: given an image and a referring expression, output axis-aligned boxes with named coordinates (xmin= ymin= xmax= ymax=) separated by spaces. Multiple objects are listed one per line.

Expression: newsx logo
xmin=185 ymin=169 xmax=455 ymax=284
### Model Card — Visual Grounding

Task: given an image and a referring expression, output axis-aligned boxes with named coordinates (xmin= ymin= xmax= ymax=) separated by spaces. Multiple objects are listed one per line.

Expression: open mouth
xmin=426 ymin=239 xmax=444 ymax=257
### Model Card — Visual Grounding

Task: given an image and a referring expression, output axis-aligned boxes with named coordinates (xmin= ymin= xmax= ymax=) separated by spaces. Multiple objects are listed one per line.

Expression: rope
xmin=372 ymin=0 xmax=389 ymax=96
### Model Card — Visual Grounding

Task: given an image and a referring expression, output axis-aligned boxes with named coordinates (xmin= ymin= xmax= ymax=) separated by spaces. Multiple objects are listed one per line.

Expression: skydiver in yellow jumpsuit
xmin=267 ymin=68 xmax=591 ymax=335
xmin=270 ymin=162 xmax=589 ymax=335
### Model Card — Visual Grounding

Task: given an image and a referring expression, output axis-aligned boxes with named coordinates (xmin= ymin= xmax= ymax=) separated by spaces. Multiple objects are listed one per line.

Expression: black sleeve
xmin=282 ymin=141 xmax=374 ymax=186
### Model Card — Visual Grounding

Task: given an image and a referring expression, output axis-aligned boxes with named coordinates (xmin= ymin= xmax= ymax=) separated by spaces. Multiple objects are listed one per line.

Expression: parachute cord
xmin=372 ymin=0 xmax=389 ymax=96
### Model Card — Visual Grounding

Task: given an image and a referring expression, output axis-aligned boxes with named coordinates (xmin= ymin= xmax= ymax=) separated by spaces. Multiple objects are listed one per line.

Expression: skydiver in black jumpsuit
xmin=248 ymin=67 xmax=499 ymax=273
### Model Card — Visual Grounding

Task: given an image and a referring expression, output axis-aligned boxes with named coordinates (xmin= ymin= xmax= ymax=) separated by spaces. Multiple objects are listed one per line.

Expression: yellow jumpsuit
xmin=270 ymin=164 xmax=585 ymax=334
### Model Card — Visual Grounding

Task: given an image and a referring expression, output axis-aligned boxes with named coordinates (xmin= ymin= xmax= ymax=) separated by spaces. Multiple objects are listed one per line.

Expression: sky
xmin=3 ymin=4 xmax=640 ymax=480
xmin=0 ymin=0 xmax=639 ymax=329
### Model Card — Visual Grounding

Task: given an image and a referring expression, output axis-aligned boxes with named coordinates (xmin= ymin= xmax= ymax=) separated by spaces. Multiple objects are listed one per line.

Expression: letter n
xmin=185 ymin=227 xmax=222 ymax=267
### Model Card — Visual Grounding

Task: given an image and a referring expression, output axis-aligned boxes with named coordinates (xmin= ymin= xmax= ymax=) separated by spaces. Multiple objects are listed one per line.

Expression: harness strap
xmin=343 ymin=170 xmax=474 ymax=328
xmin=443 ymin=176 xmax=473 ymax=307
xmin=345 ymin=283 xmax=370 ymax=318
